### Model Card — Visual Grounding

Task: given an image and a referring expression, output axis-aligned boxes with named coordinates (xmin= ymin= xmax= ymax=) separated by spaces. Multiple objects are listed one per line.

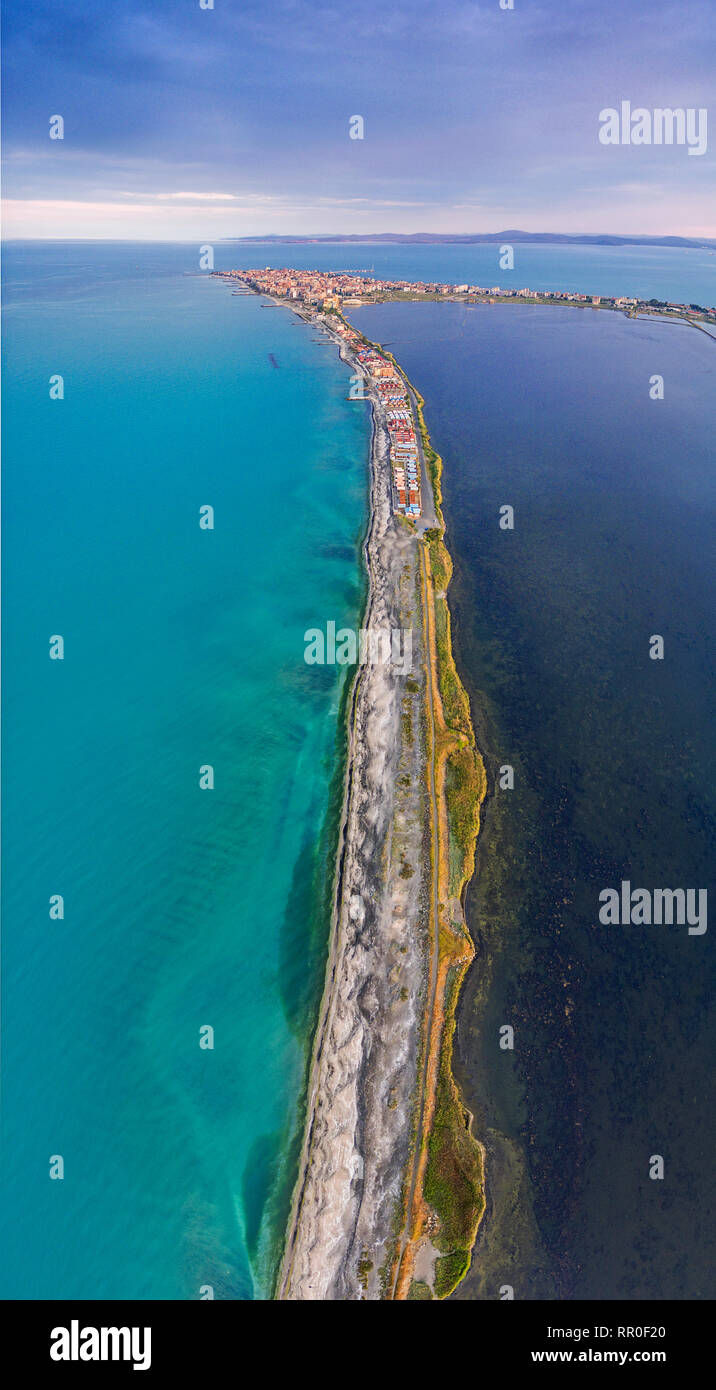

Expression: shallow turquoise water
xmin=1 ymin=246 xmax=370 ymax=1298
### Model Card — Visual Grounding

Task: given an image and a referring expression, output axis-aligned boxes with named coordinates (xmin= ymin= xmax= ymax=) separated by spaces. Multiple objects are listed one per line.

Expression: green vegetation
xmin=434 ymin=1251 xmax=472 ymax=1300
xmin=426 ymin=531 xmax=486 ymax=895
xmin=357 ymin=1251 xmax=374 ymax=1290
xmin=420 ymin=421 xmax=487 ymax=1298
xmin=423 ymin=974 xmax=485 ymax=1300
xmin=445 ymin=744 xmax=484 ymax=889
xmin=343 ymin=321 xmax=488 ymax=1301
xmin=414 ymin=391 xmax=444 ymax=512
xmin=428 ymin=539 xmax=471 ymax=738
xmin=407 ymin=1279 xmax=433 ymax=1300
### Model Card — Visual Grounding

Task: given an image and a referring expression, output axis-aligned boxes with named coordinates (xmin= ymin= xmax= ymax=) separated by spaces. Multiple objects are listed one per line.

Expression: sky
xmin=2 ymin=0 xmax=715 ymax=240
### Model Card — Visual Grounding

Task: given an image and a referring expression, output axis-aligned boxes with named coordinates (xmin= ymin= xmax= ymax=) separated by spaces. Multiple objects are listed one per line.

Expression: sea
xmin=1 ymin=241 xmax=371 ymax=1298
xmin=2 ymin=240 xmax=714 ymax=1299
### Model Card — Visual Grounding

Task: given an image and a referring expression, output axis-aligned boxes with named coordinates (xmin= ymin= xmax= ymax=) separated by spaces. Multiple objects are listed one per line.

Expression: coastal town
xmin=214 ymin=265 xmax=716 ymax=326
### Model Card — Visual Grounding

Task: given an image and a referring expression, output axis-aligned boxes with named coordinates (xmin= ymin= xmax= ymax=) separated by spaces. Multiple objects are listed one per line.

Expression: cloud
xmin=156 ymin=191 xmax=239 ymax=201
xmin=3 ymin=0 xmax=714 ymax=238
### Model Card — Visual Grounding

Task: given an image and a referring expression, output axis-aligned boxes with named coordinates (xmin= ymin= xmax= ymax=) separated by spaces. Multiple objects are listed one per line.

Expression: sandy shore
xmin=276 ymin=314 xmax=433 ymax=1300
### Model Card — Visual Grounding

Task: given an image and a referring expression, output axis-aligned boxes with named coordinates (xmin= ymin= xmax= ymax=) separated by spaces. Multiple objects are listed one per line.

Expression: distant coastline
xmin=224 ymin=230 xmax=716 ymax=251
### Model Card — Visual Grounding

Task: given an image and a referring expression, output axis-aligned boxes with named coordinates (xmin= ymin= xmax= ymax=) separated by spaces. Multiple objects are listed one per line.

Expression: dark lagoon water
xmin=353 ymin=301 xmax=716 ymax=1300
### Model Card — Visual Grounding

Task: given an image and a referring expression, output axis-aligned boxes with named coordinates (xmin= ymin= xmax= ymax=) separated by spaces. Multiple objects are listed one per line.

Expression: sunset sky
xmin=3 ymin=0 xmax=715 ymax=240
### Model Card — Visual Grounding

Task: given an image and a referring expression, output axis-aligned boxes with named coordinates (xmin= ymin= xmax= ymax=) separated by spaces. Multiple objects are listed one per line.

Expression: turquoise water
xmin=1 ymin=245 xmax=371 ymax=1298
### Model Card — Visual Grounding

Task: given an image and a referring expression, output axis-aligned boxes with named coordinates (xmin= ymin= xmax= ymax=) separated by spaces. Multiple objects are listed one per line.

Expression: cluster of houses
xmin=352 ymin=345 xmax=422 ymax=518
xmin=220 ymin=265 xmax=389 ymax=307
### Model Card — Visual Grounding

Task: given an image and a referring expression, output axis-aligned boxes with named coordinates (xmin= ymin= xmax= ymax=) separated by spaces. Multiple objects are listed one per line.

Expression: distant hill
xmin=224 ymin=230 xmax=716 ymax=250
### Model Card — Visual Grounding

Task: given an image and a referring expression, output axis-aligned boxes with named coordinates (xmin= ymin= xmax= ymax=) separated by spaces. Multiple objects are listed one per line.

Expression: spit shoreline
xmin=275 ymin=301 xmax=435 ymax=1298
xmin=214 ymin=280 xmax=487 ymax=1299
xmin=277 ymin=298 xmax=485 ymax=1299
xmin=276 ymin=312 xmax=381 ymax=1295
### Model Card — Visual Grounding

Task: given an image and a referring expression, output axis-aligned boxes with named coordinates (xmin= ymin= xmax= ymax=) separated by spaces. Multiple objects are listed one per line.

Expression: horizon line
xmin=3 ymin=229 xmax=715 ymax=246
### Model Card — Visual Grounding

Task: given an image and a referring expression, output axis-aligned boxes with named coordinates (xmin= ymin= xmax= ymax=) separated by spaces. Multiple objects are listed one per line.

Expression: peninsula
xmin=213 ymin=266 xmax=488 ymax=1299
xmin=215 ymin=265 xmax=716 ymax=326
